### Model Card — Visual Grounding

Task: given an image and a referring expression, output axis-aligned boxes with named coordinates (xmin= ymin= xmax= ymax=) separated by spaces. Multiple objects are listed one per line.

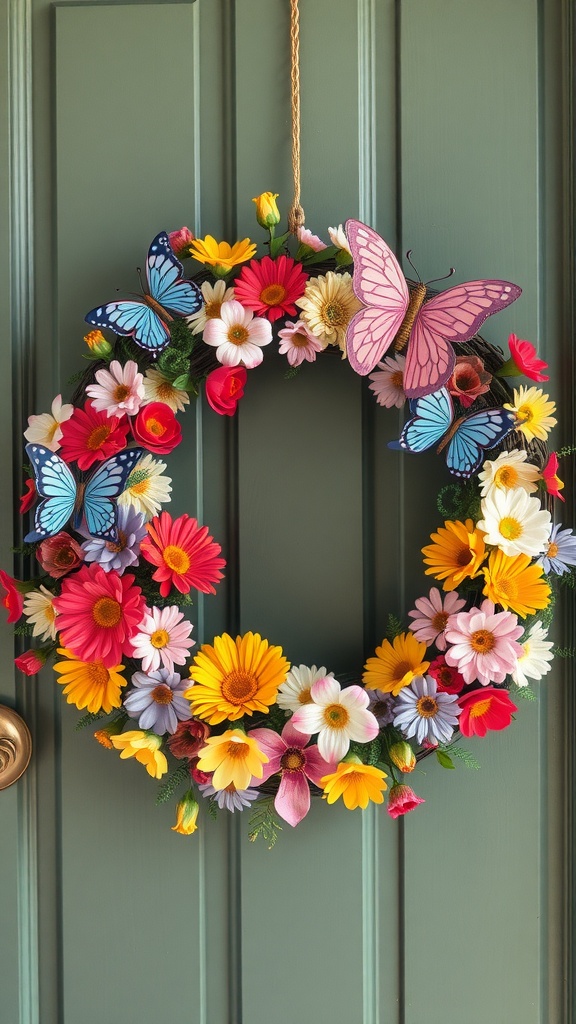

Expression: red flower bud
xmin=387 ymin=783 xmax=425 ymax=819
xmin=205 ymin=365 xmax=247 ymax=417
xmin=15 ymin=649 xmax=47 ymax=675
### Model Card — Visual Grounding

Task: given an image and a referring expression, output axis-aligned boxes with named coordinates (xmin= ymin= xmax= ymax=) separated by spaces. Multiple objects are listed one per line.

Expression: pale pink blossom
xmin=24 ymin=394 xmax=74 ymax=452
xmin=278 ymin=319 xmax=324 ymax=367
xmin=248 ymin=721 xmax=335 ymax=827
xmin=290 ymin=676 xmax=379 ymax=762
xmin=85 ymin=360 xmax=145 ymax=418
xmin=407 ymin=588 xmax=466 ymax=652
xmin=129 ymin=605 xmax=195 ymax=673
xmin=297 ymin=226 xmax=327 ymax=252
xmin=202 ymin=300 xmax=272 ymax=369
xmin=368 ymin=354 xmax=407 ymax=409
xmin=444 ymin=599 xmax=523 ymax=686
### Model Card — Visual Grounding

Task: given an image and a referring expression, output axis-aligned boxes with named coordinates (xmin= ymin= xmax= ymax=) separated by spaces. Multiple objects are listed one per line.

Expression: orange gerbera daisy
xmin=186 ymin=631 xmax=289 ymax=724
xmin=422 ymin=518 xmax=487 ymax=591
xmin=363 ymin=631 xmax=430 ymax=697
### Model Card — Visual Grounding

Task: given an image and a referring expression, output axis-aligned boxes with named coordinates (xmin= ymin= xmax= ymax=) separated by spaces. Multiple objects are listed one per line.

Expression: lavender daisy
xmin=81 ymin=503 xmax=147 ymax=574
xmin=538 ymin=523 xmax=576 ymax=575
xmin=393 ymin=674 xmax=461 ymax=746
xmin=366 ymin=688 xmax=395 ymax=727
xmin=123 ymin=668 xmax=192 ymax=735
xmin=198 ymin=782 xmax=260 ymax=812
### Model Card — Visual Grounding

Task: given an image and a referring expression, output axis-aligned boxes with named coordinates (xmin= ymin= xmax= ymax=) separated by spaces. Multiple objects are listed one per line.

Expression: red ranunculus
xmin=168 ymin=719 xmax=211 ymax=759
xmin=36 ymin=532 xmax=84 ymax=579
xmin=15 ymin=649 xmax=46 ymax=675
xmin=428 ymin=654 xmax=465 ymax=694
xmin=131 ymin=402 xmax=182 ymax=454
xmin=458 ymin=686 xmax=518 ymax=738
xmin=205 ymin=365 xmax=247 ymax=416
xmin=0 ymin=570 xmax=25 ymax=623
xmin=19 ymin=478 xmax=36 ymax=514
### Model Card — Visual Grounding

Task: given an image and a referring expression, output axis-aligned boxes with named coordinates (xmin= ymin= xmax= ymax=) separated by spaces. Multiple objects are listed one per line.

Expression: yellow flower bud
xmin=84 ymin=330 xmax=112 ymax=358
xmin=172 ymin=790 xmax=199 ymax=835
xmin=252 ymin=191 xmax=280 ymax=229
xmin=389 ymin=741 xmax=417 ymax=774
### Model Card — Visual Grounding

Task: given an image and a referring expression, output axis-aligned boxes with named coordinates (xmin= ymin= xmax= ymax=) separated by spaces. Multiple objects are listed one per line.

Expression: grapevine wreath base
xmin=4 ymin=193 xmax=573 ymax=844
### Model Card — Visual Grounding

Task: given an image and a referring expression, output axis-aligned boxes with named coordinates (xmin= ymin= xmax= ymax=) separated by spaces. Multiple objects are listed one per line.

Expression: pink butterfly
xmin=345 ymin=219 xmax=522 ymax=398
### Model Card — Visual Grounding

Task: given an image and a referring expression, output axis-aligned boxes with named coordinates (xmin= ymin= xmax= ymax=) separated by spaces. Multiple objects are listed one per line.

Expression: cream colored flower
xmin=24 ymin=394 xmax=74 ymax=452
xmin=187 ymin=279 xmax=235 ymax=335
xmin=141 ymin=368 xmax=190 ymax=413
xmin=118 ymin=453 xmax=172 ymax=518
xmin=479 ymin=449 xmax=540 ymax=499
xmin=296 ymin=271 xmax=362 ymax=355
xmin=328 ymin=224 xmax=351 ymax=255
xmin=477 ymin=487 xmax=551 ymax=558
xmin=23 ymin=585 xmax=57 ymax=641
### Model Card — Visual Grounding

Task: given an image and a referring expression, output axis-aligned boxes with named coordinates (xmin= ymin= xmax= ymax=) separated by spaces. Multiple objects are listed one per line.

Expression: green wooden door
xmin=0 ymin=1 xmax=573 ymax=1022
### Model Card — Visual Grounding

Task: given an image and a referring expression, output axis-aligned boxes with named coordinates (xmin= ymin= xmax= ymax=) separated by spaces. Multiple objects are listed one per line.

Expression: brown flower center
xmin=431 ymin=610 xmax=449 ymax=632
xmin=87 ymin=661 xmax=110 ymax=686
xmin=113 ymin=384 xmax=131 ymax=403
xmin=228 ymin=325 xmax=249 ymax=345
xmin=225 ymin=740 xmax=249 ymax=759
xmin=280 ymin=747 xmax=305 ymax=772
xmin=92 ymin=597 xmax=121 ymax=628
xmin=322 ymin=703 xmax=349 ymax=729
xmin=105 ymin=529 xmax=127 ymax=554
xmin=157 ymin=381 xmax=176 ymax=400
xmin=391 ymin=370 xmax=404 ymax=387
xmin=291 ymin=331 xmax=310 ymax=348
xmin=204 ymin=300 xmax=223 ymax=319
xmin=392 ymin=660 xmax=411 ymax=682
xmin=470 ymin=628 xmax=495 ymax=653
xmin=547 ymin=541 xmax=559 ymax=558
xmin=456 ymin=544 xmax=474 ymax=566
xmin=297 ymin=686 xmax=312 ymax=704
xmin=221 ymin=669 xmax=258 ymax=705
xmin=151 ymin=684 xmax=174 ymax=705
xmin=416 ymin=696 xmax=438 ymax=718
xmin=260 ymin=283 xmax=287 ymax=306
xmin=87 ymin=424 xmax=112 ymax=450
xmin=163 ymin=544 xmax=190 ymax=574
xmin=322 ymin=300 xmax=345 ymax=326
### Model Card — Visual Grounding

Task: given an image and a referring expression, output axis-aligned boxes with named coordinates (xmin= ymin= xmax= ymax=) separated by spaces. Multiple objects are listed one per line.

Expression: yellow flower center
xmin=499 ymin=516 xmax=523 ymax=540
xmin=228 ymin=325 xmax=249 ymax=345
xmin=322 ymin=300 xmax=345 ymax=326
xmin=151 ymin=684 xmax=173 ymax=705
xmin=491 ymin=576 xmax=518 ymax=600
xmin=260 ymin=283 xmax=287 ymax=306
xmin=47 ymin=420 xmax=60 ymax=443
xmin=87 ymin=661 xmax=110 ymax=686
xmin=163 ymin=545 xmax=190 ymax=574
xmin=323 ymin=703 xmax=349 ymax=729
xmin=516 ymin=404 xmax=533 ymax=423
xmin=128 ymin=470 xmax=150 ymax=495
xmin=280 ymin=748 xmax=305 ymax=772
xmin=297 ymin=686 xmax=312 ymax=704
xmin=150 ymin=628 xmax=170 ymax=649
xmin=92 ymin=597 xmax=121 ymax=628
xmin=113 ymin=384 xmax=131 ymax=403
xmin=87 ymin=423 xmax=112 ymax=450
xmin=226 ymin=740 xmax=249 ymax=759
xmin=494 ymin=466 xmax=518 ymax=488
xmin=105 ymin=529 xmax=127 ymax=554
xmin=416 ymin=696 xmax=438 ymax=718
xmin=470 ymin=629 xmax=495 ymax=653
xmin=469 ymin=697 xmax=492 ymax=718
xmin=392 ymin=660 xmax=411 ymax=682
xmin=45 ymin=604 xmax=56 ymax=623
xmin=431 ymin=611 xmax=449 ymax=632
xmin=144 ymin=417 xmax=165 ymax=437
xmin=221 ymin=669 xmax=258 ymax=705
xmin=547 ymin=541 xmax=559 ymax=558
xmin=204 ymin=300 xmax=223 ymax=319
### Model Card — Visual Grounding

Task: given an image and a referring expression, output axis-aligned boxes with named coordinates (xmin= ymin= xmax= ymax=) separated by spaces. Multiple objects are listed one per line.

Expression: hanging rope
xmin=287 ymin=0 xmax=305 ymax=235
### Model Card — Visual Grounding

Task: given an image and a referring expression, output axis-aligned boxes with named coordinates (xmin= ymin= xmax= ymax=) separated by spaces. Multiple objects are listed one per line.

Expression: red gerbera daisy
xmin=58 ymin=401 xmax=130 ymax=471
xmin=457 ymin=686 xmax=518 ymax=738
xmin=233 ymin=255 xmax=308 ymax=323
xmin=140 ymin=511 xmax=226 ymax=598
xmin=53 ymin=563 xmax=145 ymax=668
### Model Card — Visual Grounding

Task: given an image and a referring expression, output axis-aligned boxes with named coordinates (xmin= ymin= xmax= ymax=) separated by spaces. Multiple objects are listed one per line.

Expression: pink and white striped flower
xmin=85 ymin=359 xmax=145 ymax=418
xmin=444 ymin=599 xmax=524 ymax=686
xmin=407 ymin=587 xmax=466 ymax=651
xmin=129 ymin=605 xmax=195 ymax=674
xmin=290 ymin=676 xmax=379 ymax=762
xmin=248 ymin=721 xmax=335 ymax=827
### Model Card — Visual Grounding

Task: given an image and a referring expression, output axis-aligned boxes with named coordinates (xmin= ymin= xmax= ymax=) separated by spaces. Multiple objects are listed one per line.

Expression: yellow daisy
xmin=421 ymin=518 xmax=487 ymax=591
xmin=54 ymin=647 xmax=126 ymax=714
xmin=504 ymin=385 xmax=557 ymax=441
xmin=320 ymin=760 xmax=388 ymax=810
xmin=196 ymin=729 xmax=268 ymax=791
xmin=111 ymin=730 xmax=168 ymax=778
xmin=481 ymin=549 xmax=551 ymax=617
xmin=363 ymin=631 xmax=430 ymax=697
xmin=188 ymin=235 xmax=256 ymax=275
xmin=185 ymin=631 xmax=289 ymax=724
xmin=296 ymin=271 xmax=362 ymax=355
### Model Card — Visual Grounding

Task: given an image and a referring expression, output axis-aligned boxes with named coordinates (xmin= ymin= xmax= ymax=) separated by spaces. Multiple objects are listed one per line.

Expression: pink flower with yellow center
xmin=85 ymin=359 xmax=145 ymax=418
xmin=234 ymin=255 xmax=308 ymax=323
xmin=140 ymin=511 xmax=225 ymax=598
xmin=444 ymin=599 xmax=524 ymax=686
xmin=248 ymin=721 xmax=336 ymax=827
xmin=129 ymin=605 xmax=194 ymax=673
xmin=53 ymin=563 xmax=145 ymax=668
xmin=407 ymin=588 xmax=465 ymax=651
xmin=290 ymin=676 xmax=379 ymax=762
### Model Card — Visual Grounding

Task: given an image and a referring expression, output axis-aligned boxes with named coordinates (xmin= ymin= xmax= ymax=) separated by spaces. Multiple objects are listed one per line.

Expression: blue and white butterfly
xmin=389 ymin=387 xmax=517 ymax=478
xmin=84 ymin=232 xmax=202 ymax=354
xmin=24 ymin=444 xmax=144 ymax=543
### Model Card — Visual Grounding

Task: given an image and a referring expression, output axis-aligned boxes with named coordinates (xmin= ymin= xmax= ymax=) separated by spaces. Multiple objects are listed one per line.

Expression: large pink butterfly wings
xmin=345 ymin=219 xmax=522 ymax=398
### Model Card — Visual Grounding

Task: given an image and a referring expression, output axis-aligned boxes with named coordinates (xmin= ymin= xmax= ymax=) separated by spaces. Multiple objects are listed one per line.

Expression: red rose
xmin=36 ymin=532 xmax=84 ymax=579
xmin=168 ymin=719 xmax=211 ymax=760
xmin=19 ymin=478 xmax=36 ymax=514
xmin=131 ymin=402 xmax=182 ymax=454
xmin=0 ymin=570 xmax=25 ymax=623
xmin=15 ymin=649 xmax=46 ymax=675
xmin=205 ymin=365 xmax=247 ymax=416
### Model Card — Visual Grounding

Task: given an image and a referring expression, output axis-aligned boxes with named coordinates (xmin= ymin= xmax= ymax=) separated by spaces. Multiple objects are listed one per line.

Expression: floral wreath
xmin=4 ymin=192 xmax=573 ymax=845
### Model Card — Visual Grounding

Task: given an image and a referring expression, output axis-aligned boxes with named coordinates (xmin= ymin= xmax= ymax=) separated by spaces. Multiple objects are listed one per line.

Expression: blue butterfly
xmin=389 ymin=387 xmax=517 ymax=478
xmin=84 ymin=232 xmax=202 ymax=353
xmin=24 ymin=444 xmax=144 ymax=543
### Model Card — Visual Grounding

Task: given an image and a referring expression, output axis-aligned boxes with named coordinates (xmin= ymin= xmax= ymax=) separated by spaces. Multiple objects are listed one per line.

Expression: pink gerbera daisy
xmin=53 ymin=563 xmax=145 ymax=668
xmin=85 ymin=359 xmax=145 ymax=418
xmin=58 ymin=401 xmax=130 ymax=471
xmin=444 ymin=599 xmax=524 ymax=686
xmin=129 ymin=605 xmax=195 ymax=673
xmin=407 ymin=588 xmax=465 ymax=651
xmin=140 ymin=511 xmax=226 ymax=598
xmin=277 ymin=319 xmax=324 ymax=367
xmin=233 ymin=255 xmax=308 ymax=323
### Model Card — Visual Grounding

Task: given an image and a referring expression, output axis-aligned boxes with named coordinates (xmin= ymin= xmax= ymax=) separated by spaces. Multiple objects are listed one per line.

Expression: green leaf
xmin=171 ymin=374 xmax=191 ymax=391
xmin=75 ymin=710 xmax=107 ymax=731
xmin=156 ymin=762 xmax=190 ymax=804
xmin=436 ymin=749 xmax=455 ymax=770
xmin=248 ymin=797 xmax=283 ymax=849
xmin=206 ymin=799 xmax=219 ymax=820
xmin=510 ymin=684 xmax=538 ymax=701
xmin=335 ymin=247 xmax=353 ymax=267
xmin=444 ymin=744 xmax=481 ymax=770
xmin=301 ymin=244 xmax=339 ymax=265
xmin=385 ymin=613 xmax=404 ymax=641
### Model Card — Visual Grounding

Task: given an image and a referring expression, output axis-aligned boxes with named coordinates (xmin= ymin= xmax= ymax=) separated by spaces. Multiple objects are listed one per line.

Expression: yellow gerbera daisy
xmin=296 ymin=271 xmax=362 ymax=355
xmin=111 ymin=730 xmax=168 ymax=778
xmin=504 ymin=385 xmax=557 ymax=441
xmin=185 ymin=631 xmax=289 ymax=724
xmin=188 ymin=235 xmax=257 ymax=274
xmin=196 ymin=729 xmax=268 ymax=791
xmin=53 ymin=647 xmax=125 ymax=713
xmin=422 ymin=518 xmax=487 ymax=591
xmin=481 ymin=549 xmax=551 ymax=617
xmin=320 ymin=760 xmax=388 ymax=810
xmin=363 ymin=631 xmax=430 ymax=697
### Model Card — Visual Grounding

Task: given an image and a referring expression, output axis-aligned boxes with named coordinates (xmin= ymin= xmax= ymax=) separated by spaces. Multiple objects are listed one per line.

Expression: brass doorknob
xmin=0 ymin=705 xmax=32 ymax=790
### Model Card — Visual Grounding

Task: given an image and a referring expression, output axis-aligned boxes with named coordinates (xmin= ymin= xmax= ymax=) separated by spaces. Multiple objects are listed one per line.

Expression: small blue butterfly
xmin=389 ymin=387 xmax=517 ymax=478
xmin=84 ymin=232 xmax=202 ymax=353
xmin=25 ymin=444 xmax=144 ymax=543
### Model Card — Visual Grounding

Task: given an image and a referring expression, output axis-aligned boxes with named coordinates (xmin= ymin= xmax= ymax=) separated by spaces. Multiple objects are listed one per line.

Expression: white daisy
xmin=477 ymin=487 xmax=551 ymax=557
xmin=276 ymin=664 xmax=333 ymax=713
xmin=187 ymin=279 xmax=235 ymax=335
xmin=392 ymin=675 xmax=461 ymax=746
xmin=117 ymin=453 xmax=172 ymax=519
xmin=478 ymin=449 xmax=540 ymax=499
xmin=85 ymin=359 xmax=145 ymax=418
xmin=129 ymin=605 xmax=195 ymax=674
xmin=202 ymin=300 xmax=272 ymax=368
xmin=328 ymin=224 xmax=352 ymax=255
xmin=23 ymin=585 xmax=57 ymax=641
xmin=290 ymin=675 xmax=379 ymax=762
xmin=512 ymin=621 xmax=554 ymax=687
xmin=141 ymin=368 xmax=190 ymax=413
xmin=23 ymin=394 xmax=74 ymax=452
xmin=368 ymin=354 xmax=407 ymax=409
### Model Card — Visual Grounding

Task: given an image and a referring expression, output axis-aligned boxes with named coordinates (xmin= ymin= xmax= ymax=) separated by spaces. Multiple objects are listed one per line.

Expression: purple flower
xmin=123 ymin=668 xmax=192 ymax=735
xmin=366 ymin=688 xmax=395 ymax=727
xmin=538 ymin=523 xmax=576 ymax=575
xmin=81 ymin=503 xmax=147 ymax=574
xmin=198 ymin=782 xmax=259 ymax=812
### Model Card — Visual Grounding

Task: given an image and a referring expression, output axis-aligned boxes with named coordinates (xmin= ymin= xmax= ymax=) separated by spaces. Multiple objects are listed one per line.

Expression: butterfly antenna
xmin=426 ymin=266 xmax=456 ymax=286
xmin=405 ymin=250 xmax=421 ymax=282
xmin=136 ymin=266 xmax=145 ymax=291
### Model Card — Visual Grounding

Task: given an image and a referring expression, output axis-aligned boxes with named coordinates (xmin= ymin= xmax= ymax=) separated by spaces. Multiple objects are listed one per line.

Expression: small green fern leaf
xmin=248 ymin=798 xmax=283 ymax=849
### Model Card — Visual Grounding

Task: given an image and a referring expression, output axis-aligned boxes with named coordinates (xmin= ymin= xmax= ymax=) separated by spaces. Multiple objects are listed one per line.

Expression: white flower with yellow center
xmin=479 ymin=449 xmax=540 ymax=499
xmin=289 ymin=675 xmax=378 ymax=762
xmin=296 ymin=271 xmax=362 ymax=355
xmin=23 ymin=394 xmax=74 ymax=452
xmin=511 ymin=621 xmax=554 ymax=687
xmin=142 ymin=368 xmax=190 ymax=413
xmin=276 ymin=664 xmax=333 ymax=714
xmin=202 ymin=299 xmax=272 ymax=368
xmin=129 ymin=605 xmax=195 ymax=674
xmin=23 ymin=585 xmax=57 ymax=641
xmin=187 ymin=279 xmax=235 ymax=335
xmin=118 ymin=453 xmax=172 ymax=519
xmin=477 ymin=487 xmax=551 ymax=557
